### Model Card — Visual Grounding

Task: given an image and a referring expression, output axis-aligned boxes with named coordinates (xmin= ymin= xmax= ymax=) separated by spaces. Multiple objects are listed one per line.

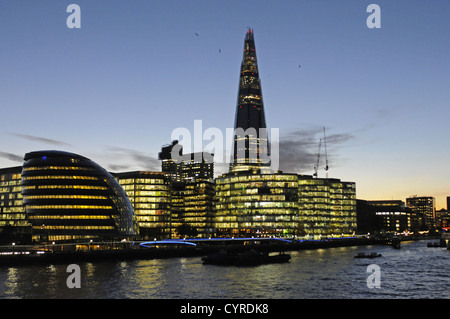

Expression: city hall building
xmin=21 ymin=151 xmax=139 ymax=243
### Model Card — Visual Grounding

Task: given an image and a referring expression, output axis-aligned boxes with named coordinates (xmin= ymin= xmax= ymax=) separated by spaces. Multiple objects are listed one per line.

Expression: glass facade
xmin=158 ymin=141 xmax=182 ymax=182
xmin=157 ymin=145 xmax=216 ymax=238
xmin=298 ymin=176 xmax=357 ymax=238
xmin=171 ymin=180 xmax=215 ymax=238
xmin=406 ymin=196 xmax=436 ymax=229
xmin=216 ymin=170 xmax=356 ymax=238
xmin=159 ymin=141 xmax=214 ymax=183
xmin=181 ymin=153 xmax=214 ymax=183
xmin=115 ymin=171 xmax=171 ymax=239
xmin=215 ymin=170 xmax=299 ymax=237
xmin=0 ymin=166 xmax=31 ymax=243
xmin=22 ymin=151 xmax=138 ymax=243
xmin=231 ymin=29 xmax=269 ymax=172
xmin=116 ymin=171 xmax=215 ymax=239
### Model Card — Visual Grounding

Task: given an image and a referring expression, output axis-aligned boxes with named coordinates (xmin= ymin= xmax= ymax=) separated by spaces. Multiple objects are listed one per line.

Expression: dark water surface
xmin=0 ymin=240 xmax=448 ymax=299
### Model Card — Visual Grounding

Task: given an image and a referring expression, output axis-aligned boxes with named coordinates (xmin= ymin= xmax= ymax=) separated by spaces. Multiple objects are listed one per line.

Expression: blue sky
xmin=1 ymin=1 xmax=449 ymax=208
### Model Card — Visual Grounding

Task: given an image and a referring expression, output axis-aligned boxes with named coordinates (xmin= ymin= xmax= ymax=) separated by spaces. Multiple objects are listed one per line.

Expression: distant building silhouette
xmin=357 ymin=200 xmax=419 ymax=235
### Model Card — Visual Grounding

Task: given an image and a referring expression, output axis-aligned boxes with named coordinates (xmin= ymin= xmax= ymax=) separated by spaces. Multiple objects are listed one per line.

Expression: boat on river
xmin=354 ymin=252 xmax=382 ymax=259
xmin=202 ymin=249 xmax=291 ymax=266
xmin=427 ymin=240 xmax=446 ymax=248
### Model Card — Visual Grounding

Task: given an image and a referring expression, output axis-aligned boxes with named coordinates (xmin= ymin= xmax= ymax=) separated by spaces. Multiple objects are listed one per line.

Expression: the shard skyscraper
xmin=230 ymin=28 xmax=271 ymax=172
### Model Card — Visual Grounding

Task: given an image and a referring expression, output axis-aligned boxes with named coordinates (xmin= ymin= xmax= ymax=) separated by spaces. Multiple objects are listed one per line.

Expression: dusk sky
xmin=1 ymin=1 xmax=449 ymax=208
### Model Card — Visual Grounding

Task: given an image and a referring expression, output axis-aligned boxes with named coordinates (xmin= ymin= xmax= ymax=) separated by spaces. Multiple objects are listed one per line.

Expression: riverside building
xmin=172 ymin=180 xmax=216 ymax=238
xmin=21 ymin=151 xmax=139 ymax=243
xmin=406 ymin=196 xmax=436 ymax=229
xmin=158 ymin=144 xmax=216 ymax=238
xmin=114 ymin=171 xmax=171 ymax=239
xmin=356 ymin=199 xmax=418 ymax=235
xmin=298 ymin=176 xmax=357 ymax=238
xmin=0 ymin=166 xmax=31 ymax=243
xmin=215 ymin=169 xmax=299 ymax=237
xmin=215 ymin=170 xmax=356 ymax=238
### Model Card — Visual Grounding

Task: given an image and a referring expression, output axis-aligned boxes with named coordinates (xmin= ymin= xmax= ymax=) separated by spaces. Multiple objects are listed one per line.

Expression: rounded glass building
xmin=21 ymin=151 xmax=139 ymax=243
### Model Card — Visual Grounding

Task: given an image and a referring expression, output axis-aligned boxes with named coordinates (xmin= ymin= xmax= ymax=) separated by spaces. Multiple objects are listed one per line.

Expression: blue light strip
xmin=146 ymin=237 xmax=293 ymax=244
xmin=138 ymin=237 xmax=294 ymax=248
xmin=138 ymin=237 xmax=360 ymax=249
xmin=139 ymin=241 xmax=197 ymax=248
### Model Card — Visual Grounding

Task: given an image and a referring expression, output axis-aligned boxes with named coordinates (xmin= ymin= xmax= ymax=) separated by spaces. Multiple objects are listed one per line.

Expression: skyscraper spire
xmin=230 ymin=29 xmax=270 ymax=172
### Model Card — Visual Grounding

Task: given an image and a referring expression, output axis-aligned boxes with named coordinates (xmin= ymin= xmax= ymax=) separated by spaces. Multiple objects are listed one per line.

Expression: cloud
xmin=102 ymin=146 xmax=160 ymax=172
xmin=0 ymin=152 xmax=23 ymax=163
xmin=277 ymin=127 xmax=354 ymax=174
xmin=8 ymin=132 xmax=72 ymax=146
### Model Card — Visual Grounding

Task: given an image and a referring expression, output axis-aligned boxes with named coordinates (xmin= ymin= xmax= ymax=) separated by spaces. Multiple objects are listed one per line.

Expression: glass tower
xmin=231 ymin=29 xmax=270 ymax=172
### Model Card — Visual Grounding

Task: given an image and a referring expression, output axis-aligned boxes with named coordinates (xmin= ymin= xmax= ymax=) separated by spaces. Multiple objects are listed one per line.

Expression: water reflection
xmin=0 ymin=240 xmax=448 ymax=299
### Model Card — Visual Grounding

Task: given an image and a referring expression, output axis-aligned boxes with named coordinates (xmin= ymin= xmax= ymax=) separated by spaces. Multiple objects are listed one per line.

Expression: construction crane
xmin=313 ymin=127 xmax=329 ymax=179
xmin=313 ymin=138 xmax=322 ymax=178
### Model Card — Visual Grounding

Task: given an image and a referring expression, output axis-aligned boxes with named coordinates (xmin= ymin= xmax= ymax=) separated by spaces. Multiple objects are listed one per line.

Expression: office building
xmin=172 ymin=180 xmax=215 ymax=238
xmin=435 ymin=208 xmax=450 ymax=230
xmin=298 ymin=176 xmax=357 ymax=238
xmin=159 ymin=140 xmax=182 ymax=182
xmin=215 ymin=170 xmax=356 ymax=238
xmin=357 ymin=200 xmax=418 ymax=235
xmin=159 ymin=140 xmax=214 ymax=183
xmin=181 ymin=152 xmax=214 ymax=182
xmin=114 ymin=171 xmax=171 ymax=239
xmin=406 ymin=196 xmax=436 ymax=229
xmin=157 ymin=142 xmax=215 ymax=237
xmin=215 ymin=169 xmax=299 ymax=237
xmin=0 ymin=166 xmax=31 ymax=244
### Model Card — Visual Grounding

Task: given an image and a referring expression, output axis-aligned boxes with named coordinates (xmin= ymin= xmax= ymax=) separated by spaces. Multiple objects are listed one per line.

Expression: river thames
xmin=0 ymin=240 xmax=448 ymax=299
